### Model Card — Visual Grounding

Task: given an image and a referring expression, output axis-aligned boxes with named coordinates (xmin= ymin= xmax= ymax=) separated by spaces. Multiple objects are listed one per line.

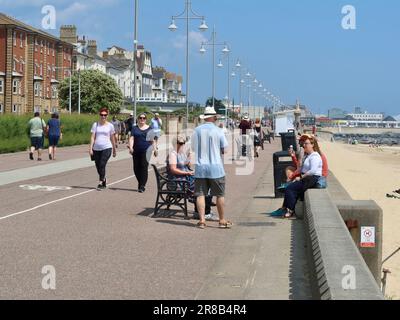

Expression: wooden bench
xmin=152 ymin=165 xmax=189 ymax=219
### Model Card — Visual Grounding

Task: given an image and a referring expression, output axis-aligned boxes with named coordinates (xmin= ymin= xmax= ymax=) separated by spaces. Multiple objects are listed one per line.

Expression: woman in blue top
xmin=47 ymin=113 xmax=62 ymax=160
xmin=128 ymin=113 xmax=156 ymax=193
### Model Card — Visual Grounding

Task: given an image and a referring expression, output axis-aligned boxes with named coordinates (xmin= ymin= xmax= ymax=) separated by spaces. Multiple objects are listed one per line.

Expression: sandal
xmin=284 ymin=211 xmax=296 ymax=219
xmin=219 ymin=221 xmax=233 ymax=229
xmin=197 ymin=222 xmax=207 ymax=229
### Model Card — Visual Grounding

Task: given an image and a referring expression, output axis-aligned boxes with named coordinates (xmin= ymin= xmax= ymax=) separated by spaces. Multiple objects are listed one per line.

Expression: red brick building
xmin=0 ymin=13 xmax=74 ymax=115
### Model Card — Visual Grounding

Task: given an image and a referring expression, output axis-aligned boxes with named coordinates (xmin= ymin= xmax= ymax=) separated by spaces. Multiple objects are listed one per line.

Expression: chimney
xmin=87 ymin=40 xmax=98 ymax=57
xmin=60 ymin=25 xmax=77 ymax=44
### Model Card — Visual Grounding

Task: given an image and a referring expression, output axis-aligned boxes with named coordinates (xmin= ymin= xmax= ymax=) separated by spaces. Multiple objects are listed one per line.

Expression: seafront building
xmin=0 ymin=14 xmax=186 ymax=115
xmin=0 ymin=13 xmax=74 ymax=114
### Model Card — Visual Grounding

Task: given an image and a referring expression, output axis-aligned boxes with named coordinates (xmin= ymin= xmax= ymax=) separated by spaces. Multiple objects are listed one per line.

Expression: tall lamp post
xmin=200 ymin=26 xmax=229 ymax=109
xmin=133 ymin=0 xmax=139 ymax=124
xmin=235 ymin=59 xmax=244 ymax=116
xmin=216 ymin=45 xmax=231 ymax=125
xmin=169 ymin=0 xmax=208 ymax=129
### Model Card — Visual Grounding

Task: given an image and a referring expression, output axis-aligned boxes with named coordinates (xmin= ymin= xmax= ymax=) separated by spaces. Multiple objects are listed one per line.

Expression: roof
xmin=108 ymin=45 xmax=126 ymax=52
xmin=77 ymin=51 xmax=107 ymax=63
xmin=106 ymin=55 xmax=132 ymax=71
xmin=0 ymin=12 xmax=73 ymax=47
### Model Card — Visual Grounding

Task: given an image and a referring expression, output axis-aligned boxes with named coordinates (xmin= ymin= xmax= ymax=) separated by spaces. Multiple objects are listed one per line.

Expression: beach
xmin=321 ymin=140 xmax=400 ymax=299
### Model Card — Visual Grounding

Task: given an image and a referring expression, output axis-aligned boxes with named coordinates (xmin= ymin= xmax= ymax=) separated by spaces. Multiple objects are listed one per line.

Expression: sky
xmin=1 ymin=0 xmax=400 ymax=116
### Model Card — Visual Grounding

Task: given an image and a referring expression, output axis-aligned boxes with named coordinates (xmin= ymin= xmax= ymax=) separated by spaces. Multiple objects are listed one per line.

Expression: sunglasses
xmin=100 ymin=114 xmax=108 ymax=117
xmin=139 ymin=117 xmax=146 ymax=120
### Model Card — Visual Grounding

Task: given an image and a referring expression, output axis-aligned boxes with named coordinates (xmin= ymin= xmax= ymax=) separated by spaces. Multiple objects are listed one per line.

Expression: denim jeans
xmin=317 ymin=176 xmax=327 ymax=189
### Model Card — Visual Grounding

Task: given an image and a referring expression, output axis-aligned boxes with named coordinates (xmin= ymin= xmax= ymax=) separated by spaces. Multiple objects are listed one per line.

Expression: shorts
xmin=31 ymin=136 xmax=44 ymax=150
xmin=48 ymin=135 xmax=60 ymax=147
xmin=195 ymin=177 xmax=226 ymax=197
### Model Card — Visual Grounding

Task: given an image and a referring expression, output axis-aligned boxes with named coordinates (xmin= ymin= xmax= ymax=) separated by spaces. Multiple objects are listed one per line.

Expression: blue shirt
xmin=150 ymin=118 xmax=162 ymax=132
xmin=47 ymin=119 xmax=61 ymax=137
xmin=191 ymin=123 xmax=228 ymax=179
xmin=131 ymin=126 xmax=154 ymax=154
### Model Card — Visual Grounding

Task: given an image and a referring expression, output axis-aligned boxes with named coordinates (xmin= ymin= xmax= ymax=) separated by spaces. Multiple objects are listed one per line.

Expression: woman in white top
xmin=89 ymin=108 xmax=117 ymax=190
xmin=282 ymin=135 xmax=322 ymax=218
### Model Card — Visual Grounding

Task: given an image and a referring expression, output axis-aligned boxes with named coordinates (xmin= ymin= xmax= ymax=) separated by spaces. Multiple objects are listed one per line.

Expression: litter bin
xmin=279 ymin=130 xmax=297 ymax=152
xmin=273 ymin=151 xmax=294 ymax=198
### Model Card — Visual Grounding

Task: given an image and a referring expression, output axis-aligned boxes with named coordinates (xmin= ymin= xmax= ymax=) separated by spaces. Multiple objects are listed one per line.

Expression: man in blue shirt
xmin=191 ymin=107 xmax=232 ymax=229
xmin=150 ymin=113 xmax=162 ymax=156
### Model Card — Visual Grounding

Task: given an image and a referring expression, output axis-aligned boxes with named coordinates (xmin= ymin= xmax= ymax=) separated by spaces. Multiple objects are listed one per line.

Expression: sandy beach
xmin=321 ymin=140 xmax=400 ymax=299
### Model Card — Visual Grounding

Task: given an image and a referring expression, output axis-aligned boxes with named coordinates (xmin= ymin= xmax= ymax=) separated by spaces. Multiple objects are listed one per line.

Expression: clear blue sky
xmin=2 ymin=0 xmax=400 ymax=116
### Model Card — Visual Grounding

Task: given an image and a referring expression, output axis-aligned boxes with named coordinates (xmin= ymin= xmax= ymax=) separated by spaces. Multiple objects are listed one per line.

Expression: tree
xmin=205 ymin=97 xmax=226 ymax=115
xmin=58 ymin=69 xmax=123 ymax=114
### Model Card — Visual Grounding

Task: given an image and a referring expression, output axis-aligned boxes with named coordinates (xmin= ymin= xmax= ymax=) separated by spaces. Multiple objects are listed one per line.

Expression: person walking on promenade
xmin=125 ymin=113 xmax=135 ymax=141
xmin=150 ymin=113 xmax=162 ymax=156
xmin=128 ymin=113 xmax=156 ymax=193
xmin=111 ymin=116 xmax=121 ymax=147
xmin=253 ymin=118 xmax=263 ymax=157
xmin=89 ymin=108 xmax=117 ymax=191
xmin=46 ymin=112 xmax=62 ymax=160
xmin=28 ymin=112 xmax=46 ymax=161
xmin=239 ymin=115 xmax=251 ymax=157
xmin=191 ymin=107 xmax=231 ymax=229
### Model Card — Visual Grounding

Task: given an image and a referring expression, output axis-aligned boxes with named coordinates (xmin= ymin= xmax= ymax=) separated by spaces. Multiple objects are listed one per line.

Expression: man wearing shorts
xmin=191 ymin=107 xmax=231 ymax=229
xmin=28 ymin=112 xmax=46 ymax=161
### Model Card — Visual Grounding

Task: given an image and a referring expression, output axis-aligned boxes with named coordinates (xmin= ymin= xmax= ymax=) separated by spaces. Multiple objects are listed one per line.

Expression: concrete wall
xmin=303 ymin=189 xmax=384 ymax=300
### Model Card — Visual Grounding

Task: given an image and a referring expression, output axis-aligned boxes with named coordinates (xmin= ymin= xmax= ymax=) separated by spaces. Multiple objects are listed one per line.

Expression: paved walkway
xmin=0 ymin=137 xmax=311 ymax=300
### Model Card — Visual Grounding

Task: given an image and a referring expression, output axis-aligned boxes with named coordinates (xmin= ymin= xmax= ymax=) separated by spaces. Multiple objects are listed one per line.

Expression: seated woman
xmin=166 ymin=135 xmax=214 ymax=219
xmin=282 ymin=135 xmax=323 ymax=218
xmin=270 ymin=135 xmax=323 ymax=218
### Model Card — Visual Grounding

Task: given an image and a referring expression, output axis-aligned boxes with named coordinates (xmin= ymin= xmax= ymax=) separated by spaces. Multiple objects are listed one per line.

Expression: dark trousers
xmin=93 ymin=149 xmax=112 ymax=182
xmin=283 ymin=180 xmax=305 ymax=211
xmin=194 ymin=195 xmax=213 ymax=215
xmin=133 ymin=152 xmax=149 ymax=188
xmin=283 ymin=176 xmax=319 ymax=211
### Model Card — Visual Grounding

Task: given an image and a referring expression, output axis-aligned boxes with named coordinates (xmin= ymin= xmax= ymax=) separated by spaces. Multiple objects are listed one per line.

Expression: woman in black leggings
xmin=89 ymin=108 xmax=117 ymax=190
xmin=128 ymin=113 xmax=155 ymax=193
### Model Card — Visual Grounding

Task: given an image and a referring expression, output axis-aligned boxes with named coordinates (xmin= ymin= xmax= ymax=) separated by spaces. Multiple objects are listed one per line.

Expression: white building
xmin=348 ymin=112 xmax=384 ymax=121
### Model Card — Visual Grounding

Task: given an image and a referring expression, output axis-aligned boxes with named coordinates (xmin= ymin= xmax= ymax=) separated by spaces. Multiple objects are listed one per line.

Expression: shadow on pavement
xmin=237 ymin=222 xmax=277 ymax=227
xmin=253 ymin=196 xmax=277 ymax=200
xmin=288 ymin=219 xmax=312 ymax=300
xmin=154 ymin=219 xmax=195 ymax=229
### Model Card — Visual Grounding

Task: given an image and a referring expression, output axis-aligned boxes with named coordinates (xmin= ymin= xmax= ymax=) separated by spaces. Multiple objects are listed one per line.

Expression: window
xmin=34 ymin=83 xmax=40 ymax=96
xmin=39 ymin=84 xmax=42 ymax=97
xmin=12 ymin=104 xmax=18 ymax=113
xmin=35 ymin=39 xmax=38 ymax=52
xmin=52 ymin=85 xmax=58 ymax=99
xmin=13 ymin=31 xmax=17 ymax=46
xmin=0 ymin=104 xmax=3 ymax=113
xmin=34 ymin=106 xmax=41 ymax=113
xmin=40 ymin=64 xmax=43 ymax=76
xmin=0 ymin=79 xmax=3 ymax=94
xmin=52 ymin=44 xmax=55 ymax=57
xmin=40 ymin=40 xmax=43 ymax=53
xmin=46 ymin=86 xmax=50 ymax=98
xmin=12 ymin=80 xmax=19 ymax=94
xmin=20 ymin=33 xmax=23 ymax=48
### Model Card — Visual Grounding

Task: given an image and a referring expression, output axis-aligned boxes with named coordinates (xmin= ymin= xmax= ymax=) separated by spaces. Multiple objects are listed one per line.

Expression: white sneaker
xmin=205 ymin=212 xmax=219 ymax=222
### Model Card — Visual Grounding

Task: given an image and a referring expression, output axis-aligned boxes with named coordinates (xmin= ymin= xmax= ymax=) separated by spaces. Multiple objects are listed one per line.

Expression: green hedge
xmin=0 ymin=114 xmax=102 ymax=154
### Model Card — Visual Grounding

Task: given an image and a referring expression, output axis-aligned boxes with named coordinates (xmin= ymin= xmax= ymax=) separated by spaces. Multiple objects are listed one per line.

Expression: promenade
xmin=0 ymin=136 xmax=311 ymax=300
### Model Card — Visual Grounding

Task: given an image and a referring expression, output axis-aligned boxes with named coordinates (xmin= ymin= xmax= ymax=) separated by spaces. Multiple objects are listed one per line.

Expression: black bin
xmin=279 ymin=130 xmax=297 ymax=152
xmin=273 ymin=151 xmax=294 ymax=198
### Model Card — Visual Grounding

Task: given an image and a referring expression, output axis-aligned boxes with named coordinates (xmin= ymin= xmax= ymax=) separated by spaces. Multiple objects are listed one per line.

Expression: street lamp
xmin=169 ymin=0 xmax=208 ymax=129
xmin=199 ymin=26 xmax=229 ymax=109
xmin=133 ymin=0 xmax=139 ymax=124
xmin=216 ymin=46 xmax=232 ymax=125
